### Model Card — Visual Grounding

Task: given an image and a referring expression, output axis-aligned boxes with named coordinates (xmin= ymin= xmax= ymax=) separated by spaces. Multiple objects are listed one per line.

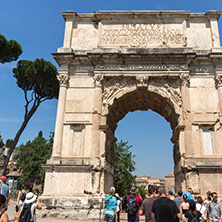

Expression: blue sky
xmin=0 ymin=0 xmax=221 ymax=178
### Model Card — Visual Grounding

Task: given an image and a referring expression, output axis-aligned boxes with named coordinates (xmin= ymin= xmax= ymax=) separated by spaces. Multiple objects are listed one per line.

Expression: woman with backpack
xmin=0 ymin=194 xmax=8 ymax=222
xmin=184 ymin=200 xmax=205 ymax=222
xmin=196 ymin=196 xmax=207 ymax=222
xmin=17 ymin=192 xmax=42 ymax=222
xmin=104 ymin=187 xmax=117 ymax=222
xmin=16 ymin=185 xmax=26 ymax=210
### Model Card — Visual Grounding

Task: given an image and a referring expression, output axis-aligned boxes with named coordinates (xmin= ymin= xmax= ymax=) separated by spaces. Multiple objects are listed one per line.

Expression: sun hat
xmin=115 ymin=193 xmax=120 ymax=198
xmin=130 ymin=186 xmax=137 ymax=194
xmin=0 ymin=176 xmax=6 ymax=181
xmin=25 ymin=192 xmax=37 ymax=204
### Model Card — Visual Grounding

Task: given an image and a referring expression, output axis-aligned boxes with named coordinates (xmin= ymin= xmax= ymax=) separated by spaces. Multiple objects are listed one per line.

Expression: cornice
xmin=61 ymin=10 xmax=221 ymax=22
xmin=52 ymin=48 xmax=222 ymax=67
xmin=52 ymin=47 xmax=198 ymax=66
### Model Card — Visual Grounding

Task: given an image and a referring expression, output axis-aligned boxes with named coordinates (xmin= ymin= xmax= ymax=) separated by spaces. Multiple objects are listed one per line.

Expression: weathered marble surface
xmin=43 ymin=10 xmax=222 ymax=219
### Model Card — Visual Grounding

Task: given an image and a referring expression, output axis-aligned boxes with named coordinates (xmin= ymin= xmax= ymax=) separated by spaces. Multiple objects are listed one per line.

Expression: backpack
xmin=19 ymin=203 xmax=32 ymax=222
xmin=189 ymin=211 xmax=198 ymax=222
xmin=126 ymin=195 xmax=138 ymax=215
xmin=20 ymin=190 xmax=26 ymax=201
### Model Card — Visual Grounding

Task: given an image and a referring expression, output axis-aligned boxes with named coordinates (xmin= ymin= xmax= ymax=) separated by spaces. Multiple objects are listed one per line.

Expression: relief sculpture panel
xmin=100 ymin=23 xmax=187 ymax=48
xmin=149 ymin=79 xmax=182 ymax=108
xmin=102 ymin=78 xmax=135 ymax=105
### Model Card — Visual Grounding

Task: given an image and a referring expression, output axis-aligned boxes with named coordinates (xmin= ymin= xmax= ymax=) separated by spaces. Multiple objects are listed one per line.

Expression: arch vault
xmin=41 ymin=10 xmax=222 ymax=219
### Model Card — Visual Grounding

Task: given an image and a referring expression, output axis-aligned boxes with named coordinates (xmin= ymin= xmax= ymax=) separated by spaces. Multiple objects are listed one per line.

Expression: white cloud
xmin=0 ymin=117 xmax=22 ymax=123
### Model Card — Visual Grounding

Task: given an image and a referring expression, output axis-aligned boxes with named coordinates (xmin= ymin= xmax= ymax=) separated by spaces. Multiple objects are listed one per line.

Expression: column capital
xmin=180 ymin=73 xmax=190 ymax=87
xmin=57 ymin=69 xmax=70 ymax=87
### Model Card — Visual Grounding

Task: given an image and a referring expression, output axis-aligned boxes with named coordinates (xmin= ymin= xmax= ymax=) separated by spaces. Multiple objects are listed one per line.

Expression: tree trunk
xmin=1 ymin=104 xmax=39 ymax=176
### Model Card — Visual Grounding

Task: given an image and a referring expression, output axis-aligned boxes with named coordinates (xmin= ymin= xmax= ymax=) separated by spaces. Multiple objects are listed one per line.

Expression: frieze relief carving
xmin=102 ymin=78 xmax=135 ymax=105
xmin=101 ymin=24 xmax=187 ymax=47
xmin=95 ymin=64 xmax=188 ymax=71
xmin=102 ymin=77 xmax=182 ymax=108
xmin=149 ymin=79 xmax=182 ymax=107
xmin=191 ymin=67 xmax=207 ymax=73
xmin=163 ymin=84 xmax=182 ymax=107
xmin=136 ymin=76 xmax=149 ymax=88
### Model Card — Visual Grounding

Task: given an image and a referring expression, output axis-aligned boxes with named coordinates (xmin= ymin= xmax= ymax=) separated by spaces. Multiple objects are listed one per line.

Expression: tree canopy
xmin=1 ymin=58 xmax=59 ymax=175
xmin=0 ymin=34 xmax=22 ymax=63
xmin=13 ymin=59 xmax=59 ymax=102
xmin=5 ymin=139 xmax=13 ymax=148
xmin=15 ymin=131 xmax=53 ymax=186
xmin=0 ymin=134 xmax=4 ymax=148
xmin=114 ymin=140 xmax=136 ymax=197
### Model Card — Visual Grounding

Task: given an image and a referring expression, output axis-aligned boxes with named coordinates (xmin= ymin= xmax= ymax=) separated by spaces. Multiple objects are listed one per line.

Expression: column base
xmin=38 ymin=195 xmax=104 ymax=220
xmin=46 ymin=156 xmax=61 ymax=164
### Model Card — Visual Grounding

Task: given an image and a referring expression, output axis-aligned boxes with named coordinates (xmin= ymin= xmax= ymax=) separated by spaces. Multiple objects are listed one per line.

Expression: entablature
xmin=52 ymin=48 xmax=222 ymax=67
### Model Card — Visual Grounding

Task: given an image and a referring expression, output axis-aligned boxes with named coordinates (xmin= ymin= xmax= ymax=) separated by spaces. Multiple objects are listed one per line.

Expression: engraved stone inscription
xmin=202 ymin=130 xmax=213 ymax=155
xmin=70 ymin=125 xmax=85 ymax=155
xmin=101 ymin=24 xmax=186 ymax=47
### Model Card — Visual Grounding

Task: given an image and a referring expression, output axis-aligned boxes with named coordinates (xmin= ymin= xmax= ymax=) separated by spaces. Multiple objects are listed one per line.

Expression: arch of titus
xmin=41 ymin=11 xmax=222 ymax=219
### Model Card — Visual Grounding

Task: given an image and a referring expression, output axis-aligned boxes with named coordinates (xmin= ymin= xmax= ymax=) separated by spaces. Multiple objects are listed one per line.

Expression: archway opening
xmin=115 ymin=110 xmax=173 ymax=179
xmin=103 ymin=85 xmax=182 ymax=193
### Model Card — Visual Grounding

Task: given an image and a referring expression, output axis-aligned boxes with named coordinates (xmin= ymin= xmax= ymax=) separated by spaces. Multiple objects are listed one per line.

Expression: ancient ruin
xmin=41 ymin=10 xmax=222 ymax=219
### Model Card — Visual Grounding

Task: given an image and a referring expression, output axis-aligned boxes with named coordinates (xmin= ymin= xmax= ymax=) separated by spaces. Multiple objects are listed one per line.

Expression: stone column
xmin=179 ymin=73 xmax=191 ymax=191
xmin=180 ymin=73 xmax=190 ymax=112
xmin=50 ymin=69 xmax=70 ymax=164
xmin=90 ymin=74 xmax=104 ymax=195
xmin=92 ymin=74 xmax=103 ymax=158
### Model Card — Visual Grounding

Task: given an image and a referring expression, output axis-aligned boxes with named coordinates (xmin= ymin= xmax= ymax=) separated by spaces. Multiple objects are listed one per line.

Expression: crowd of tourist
xmin=0 ymin=175 xmax=42 ymax=222
xmin=104 ymin=185 xmax=222 ymax=222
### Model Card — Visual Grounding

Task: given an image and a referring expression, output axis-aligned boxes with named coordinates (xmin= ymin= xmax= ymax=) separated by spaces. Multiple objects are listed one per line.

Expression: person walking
xmin=18 ymin=192 xmax=42 ymax=222
xmin=0 ymin=194 xmax=8 ymax=222
xmin=139 ymin=185 xmax=155 ymax=222
xmin=209 ymin=192 xmax=222 ymax=222
xmin=115 ymin=193 xmax=122 ymax=222
xmin=180 ymin=194 xmax=190 ymax=222
xmin=151 ymin=187 xmax=181 ymax=222
xmin=16 ymin=185 xmax=26 ymax=210
xmin=184 ymin=199 xmax=205 ymax=222
xmin=126 ymin=187 xmax=142 ymax=222
xmin=0 ymin=176 xmax=9 ymax=211
xmin=196 ymin=196 xmax=207 ymax=222
xmin=174 ymin=190 xmax=184 ymax=211
xmin=104 ymin=187 xmax=117 ymax=222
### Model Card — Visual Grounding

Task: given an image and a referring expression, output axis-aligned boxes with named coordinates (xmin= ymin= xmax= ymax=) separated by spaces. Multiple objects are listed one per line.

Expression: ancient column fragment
xmin=50 ymin=69 xmax=69 ymax=164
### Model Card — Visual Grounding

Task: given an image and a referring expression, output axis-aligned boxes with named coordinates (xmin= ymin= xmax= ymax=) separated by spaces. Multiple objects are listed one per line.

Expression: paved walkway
xmin=7 ymin=201 xmax=145 ymax=221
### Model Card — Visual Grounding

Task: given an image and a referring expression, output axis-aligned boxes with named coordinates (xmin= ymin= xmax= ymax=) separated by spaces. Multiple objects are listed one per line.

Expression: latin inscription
xmin=203 ymin=130 xmax=213 ymax=155
xmin=101 ymin=24 xmax=186 ymax=47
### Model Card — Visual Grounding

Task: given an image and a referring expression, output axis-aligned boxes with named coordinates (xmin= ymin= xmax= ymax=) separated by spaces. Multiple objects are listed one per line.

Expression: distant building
xmin=164 ymin=173 xmax=175 ymax=193
xmin=135 ymin=175 xmax=150 ymax=187
xmin=0 ymin=146 xmax=20 ymax=162
xmin=0 ymin=146 xmax=21 ymax=185
xmin=135 ymin=173 xmax=175 ymax=193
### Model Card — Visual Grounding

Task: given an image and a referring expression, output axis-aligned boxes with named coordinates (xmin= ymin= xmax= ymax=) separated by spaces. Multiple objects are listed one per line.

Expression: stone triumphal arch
xmin=41 ymin=11 xmax=222 ymax=219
